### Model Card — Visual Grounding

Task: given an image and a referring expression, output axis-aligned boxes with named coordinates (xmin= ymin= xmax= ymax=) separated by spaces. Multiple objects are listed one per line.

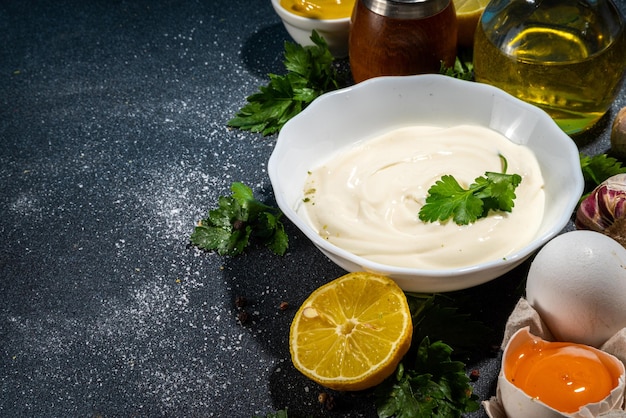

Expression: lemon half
xmin=454 ymin=0 xmax=490 ymax=48
xmin=289 ymin=272 xmax=413 ymax=391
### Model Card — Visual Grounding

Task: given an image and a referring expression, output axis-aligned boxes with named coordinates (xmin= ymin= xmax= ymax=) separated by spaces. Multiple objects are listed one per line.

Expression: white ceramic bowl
xmin=270 ymin=0 xmax=351 ymax=58
xmin=268 ymin=74 xmax=584 ymax=292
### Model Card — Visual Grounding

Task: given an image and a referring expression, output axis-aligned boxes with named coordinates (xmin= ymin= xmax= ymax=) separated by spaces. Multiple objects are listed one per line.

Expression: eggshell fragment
xmin=499 ymin=327 xmax=625 ymax=418
xmin=526 ymin=230 xmax=626 ymax=348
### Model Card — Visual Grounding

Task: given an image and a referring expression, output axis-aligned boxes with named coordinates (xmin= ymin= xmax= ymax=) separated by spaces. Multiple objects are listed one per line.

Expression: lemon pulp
xmin=289 ymin=272 xmax=412 ymax=391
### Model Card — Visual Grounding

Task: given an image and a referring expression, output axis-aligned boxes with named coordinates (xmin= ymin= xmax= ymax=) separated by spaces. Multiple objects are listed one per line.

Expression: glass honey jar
xmin=349 ymin=0 xmax=458 ymax=83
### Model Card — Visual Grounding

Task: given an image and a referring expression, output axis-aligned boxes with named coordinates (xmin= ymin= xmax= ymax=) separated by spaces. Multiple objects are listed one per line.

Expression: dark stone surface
xmin=1 ymin=0 xmax=624 ymax=416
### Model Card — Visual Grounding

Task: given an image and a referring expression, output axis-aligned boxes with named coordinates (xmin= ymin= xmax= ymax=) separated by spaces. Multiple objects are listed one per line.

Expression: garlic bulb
xmin=575 ymin=173 xmax=626 ymax=233
xmin=610 ymin=107 xmax=626 ymax=159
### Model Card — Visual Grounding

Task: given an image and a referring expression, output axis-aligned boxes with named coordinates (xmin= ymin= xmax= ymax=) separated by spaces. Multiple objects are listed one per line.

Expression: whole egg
xmin=526 ymin=230 xmax=626 ymax=348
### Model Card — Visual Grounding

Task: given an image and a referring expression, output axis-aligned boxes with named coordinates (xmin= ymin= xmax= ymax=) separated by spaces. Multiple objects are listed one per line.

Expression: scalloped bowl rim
xmin=270 ymin=0 xmax=351 ymax=25
xmin=268 ymin=74 xmax=584 ymax=292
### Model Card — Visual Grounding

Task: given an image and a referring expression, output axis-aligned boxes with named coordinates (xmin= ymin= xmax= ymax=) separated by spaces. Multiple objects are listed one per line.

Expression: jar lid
xmin=362 ymin=0 xmax=451 ymax=19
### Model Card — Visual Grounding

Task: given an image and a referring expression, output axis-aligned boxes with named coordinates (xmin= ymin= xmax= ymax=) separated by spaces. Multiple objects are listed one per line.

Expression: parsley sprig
xmin=190 ymin=182 xmax=288 ymax=256
xmin=228 ymin=31 xmax=341 ymax=136
xmin=407 ymin=293 xmax=493 ymax=362
xmin=375 ymin=293 xmax=489 ymax=417
xmin=580 ymin=153 xmax=626 ymax=195
xmin=439 ymin=56 xmax=474 ymax=81
xmin=228 ymin=30 xmax=474 ymax=136
xmin=419 ymin=156 xmax=522 ymax=225
xmin=375 ymin=337 xmax=480 ymax=418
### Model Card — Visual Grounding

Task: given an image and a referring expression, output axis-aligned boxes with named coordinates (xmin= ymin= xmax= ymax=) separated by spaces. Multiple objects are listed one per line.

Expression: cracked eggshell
xmin=526 ymin=230 xmax=626 ymax=348
xmin=499 ymin=327 xmax=626 ymax=418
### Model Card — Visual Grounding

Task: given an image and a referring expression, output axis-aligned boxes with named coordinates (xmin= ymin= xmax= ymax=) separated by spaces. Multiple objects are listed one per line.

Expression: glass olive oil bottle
xmin=474 ymin=0 xmax=626 ymax=135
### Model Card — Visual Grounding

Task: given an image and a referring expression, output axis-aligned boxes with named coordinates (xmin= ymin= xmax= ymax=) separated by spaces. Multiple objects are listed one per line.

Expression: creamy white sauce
xmin=302 ymin=125 xmax=546 ymax=269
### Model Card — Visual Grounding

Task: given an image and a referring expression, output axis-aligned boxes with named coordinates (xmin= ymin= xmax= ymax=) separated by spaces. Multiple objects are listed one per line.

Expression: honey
xmin=349 ymin=0 xmax=457 ymax=83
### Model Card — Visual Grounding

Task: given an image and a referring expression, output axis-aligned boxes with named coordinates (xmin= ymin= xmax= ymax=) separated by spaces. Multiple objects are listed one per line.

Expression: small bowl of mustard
xmin=271 ymin=0 xmax=353 ymax=58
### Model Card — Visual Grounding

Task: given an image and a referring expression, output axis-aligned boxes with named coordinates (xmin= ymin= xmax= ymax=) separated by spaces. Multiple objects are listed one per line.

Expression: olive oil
xmin=474 ymin=0 xmax=626 ymax=135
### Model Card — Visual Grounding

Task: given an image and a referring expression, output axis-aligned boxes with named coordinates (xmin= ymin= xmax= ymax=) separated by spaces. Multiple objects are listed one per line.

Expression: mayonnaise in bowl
xmin=302 ymin=125 xmax=545 ymax=270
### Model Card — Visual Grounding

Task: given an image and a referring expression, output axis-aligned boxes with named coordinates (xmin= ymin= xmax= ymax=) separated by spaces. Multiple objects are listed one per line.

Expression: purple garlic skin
xmin=576 ymin=173 xmax=626 ymax=231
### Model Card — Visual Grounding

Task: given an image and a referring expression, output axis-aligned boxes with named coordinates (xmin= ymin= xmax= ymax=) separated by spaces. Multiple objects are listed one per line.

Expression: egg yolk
xmin=280 ymin=0 xmax=356 ymax=19
xmin=505 ymin=339 xmax=620 ymax=413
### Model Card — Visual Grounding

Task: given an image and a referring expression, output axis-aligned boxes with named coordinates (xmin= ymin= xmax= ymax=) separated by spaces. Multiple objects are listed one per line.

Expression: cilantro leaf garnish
xmin=228 ymin=31 xmax=341 ymax=136
xmin=374 ymin=294 xmax=489 ymax=417
xmin=439 ymin=56 xmax=474 ymax=81
xmin=190 ymin=182 xmax=288 ymax=256
xmin=406 ymin=293 xmax=493 ymax=362
xmin=418 ymin=156 xmax=522 ymax=225
xmin=375 ymin=337 xmax=480 ymax=418
xmin=580 ymin=153 xmax=626 ymax=192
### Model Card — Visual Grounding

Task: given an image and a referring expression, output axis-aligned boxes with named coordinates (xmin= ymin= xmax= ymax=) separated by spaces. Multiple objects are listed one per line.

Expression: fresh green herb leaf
xmin=439 ymin=56 xmax=474 ymax=81
xmin=190 ymin=182 xmax=288 ymax=256
xmin=374 ymin=294 xmax=488 ymax=418
xmin=254 ymin=410 xmax=290 ymax=418
xmin=375 ymin=337 xmax=480 ymax=418
xmin=580 ymin=153 xmax=626 ymax=192
xmin=228 ymin=31 xmax=340 ymax=136
xmin=419 ymin=157 xmax=522 ymax=225
xmin=406 ymin=293 xmax=493 ymax=362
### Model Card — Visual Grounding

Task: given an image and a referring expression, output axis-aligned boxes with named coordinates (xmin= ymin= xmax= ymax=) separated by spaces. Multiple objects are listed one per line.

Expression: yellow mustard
xmin=280 ymin=0 xmax=356 ymax=19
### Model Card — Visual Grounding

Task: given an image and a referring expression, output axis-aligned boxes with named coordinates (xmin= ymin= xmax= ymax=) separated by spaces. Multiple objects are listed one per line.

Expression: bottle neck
xmin=361 ymin=0 xmax=451 ymax=19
